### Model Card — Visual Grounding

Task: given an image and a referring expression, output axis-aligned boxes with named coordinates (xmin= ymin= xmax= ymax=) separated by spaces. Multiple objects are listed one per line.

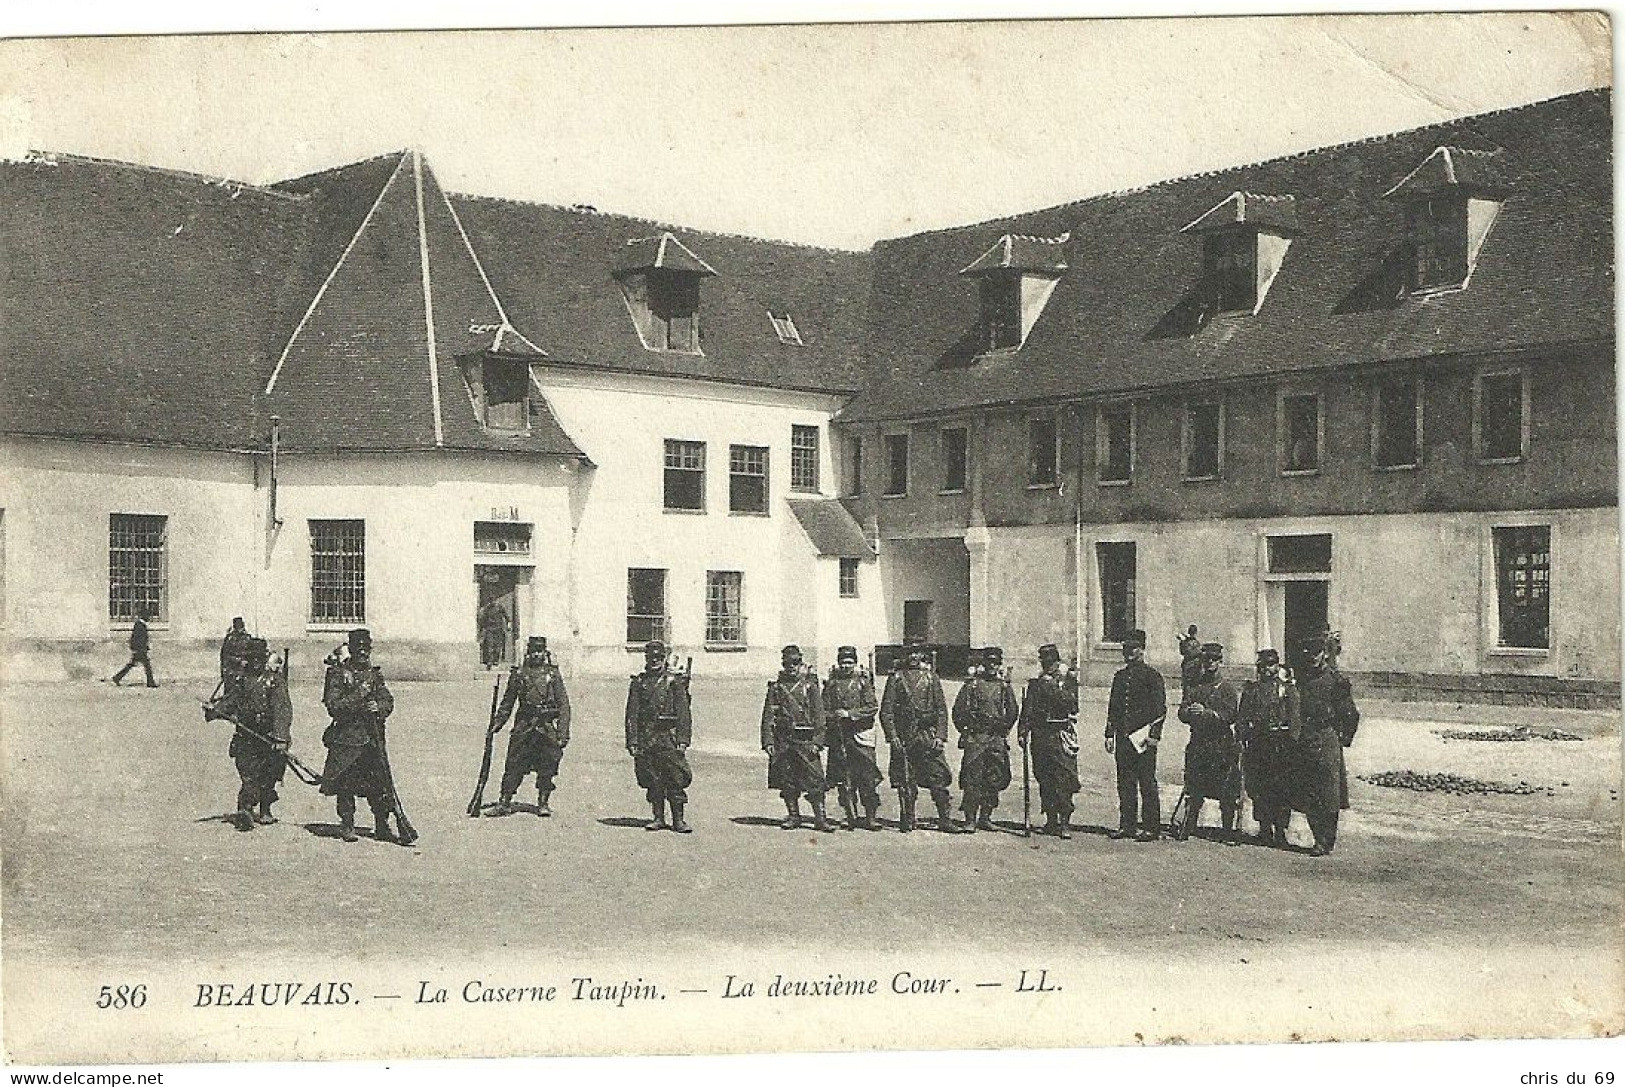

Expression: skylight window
xmin=768 ymin=311 xmax=803 ymax=346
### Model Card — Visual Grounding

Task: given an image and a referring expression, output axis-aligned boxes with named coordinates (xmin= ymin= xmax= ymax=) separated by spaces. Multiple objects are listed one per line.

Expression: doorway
xmin=903 ymin=600 xmax=933 ymax=643
xmin=1283 ymin=580 xmax=1329 ymax=674
xmin=476 ymin=566 xmax=521 ymax=667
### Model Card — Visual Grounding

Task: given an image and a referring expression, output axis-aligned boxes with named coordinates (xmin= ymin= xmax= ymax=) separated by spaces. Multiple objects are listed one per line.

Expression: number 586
xmin=96 ymin=984 xmax=147 ymax=1009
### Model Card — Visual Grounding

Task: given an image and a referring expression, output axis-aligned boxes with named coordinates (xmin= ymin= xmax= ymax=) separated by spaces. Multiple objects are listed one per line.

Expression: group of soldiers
xmin=199 ymin=620 xmax=1359 ymax=856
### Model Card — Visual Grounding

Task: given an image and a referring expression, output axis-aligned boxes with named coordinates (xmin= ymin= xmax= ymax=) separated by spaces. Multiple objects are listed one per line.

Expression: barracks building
xmin=0 ymin=90 xmax=1615 ymax=708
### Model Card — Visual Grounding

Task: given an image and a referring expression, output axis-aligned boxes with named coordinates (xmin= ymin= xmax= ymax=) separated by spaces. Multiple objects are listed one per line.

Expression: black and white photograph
xmin=0 ymin=4 xmax=1619 ymax=1076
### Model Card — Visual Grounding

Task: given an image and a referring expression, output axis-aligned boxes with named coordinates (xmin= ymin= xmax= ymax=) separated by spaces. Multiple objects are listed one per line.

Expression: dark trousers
xmin=1306 ymin=809 xmax=1340 ymax=852
xmin=113 ymin=651 xmax=156 ymax=686
xmin=1114 ymin=742 xmax=1161 ymax=832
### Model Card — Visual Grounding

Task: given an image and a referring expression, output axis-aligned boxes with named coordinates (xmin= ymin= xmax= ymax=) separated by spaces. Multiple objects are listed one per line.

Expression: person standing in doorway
xmin=478 ymin=598 xmax=511 ymax=670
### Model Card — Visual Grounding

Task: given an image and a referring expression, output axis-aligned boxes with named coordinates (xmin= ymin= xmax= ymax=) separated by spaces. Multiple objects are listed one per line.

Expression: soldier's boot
xmin=645 ymin=798 xmax=668 ymax=831
xmin=860 ymin=801 xmax=882 ymax=831
xmin=1220 ymin=803 xmax=1240 ymax=845
xmin=670 ymin=801 xmax=692 ymax=834
xmin=492 ymin=793 xmax=517 ymax=817
xmin=233 ymin=786 xmax=255 ymax=831
xmin=1044 ymin=811 xmax=1060 ymax=836
xmin=255 ymin=799 xmax=277 ymax=826
xmin=337 ymin=797 xmax=358 ymax=843
xmin=1055 ymin=807 xmax=1074 ymax=840
xmin=959 ymin=790 xmax=978 ymax=833
xmin=536 ymin=788 xmax=553 ymax=818
xmin=898 ymin=791 xmax=916 ymax=833
xmin=934 ymin=791 xmax=969 ymax=834
xmin=977 ymin=803 xmax=996 ymax=831
xmin=838 ymin=788 xmax=858 ymax=831
xmin=370 ymin=801 xmax=398 ymax=844
xmin=1181 ymin=801 xmax=1200 ymax=841
xmin=780 ymin=795 xmax=804 ymax=831
xmin=809 ymin=795 xmax=835 ymax=833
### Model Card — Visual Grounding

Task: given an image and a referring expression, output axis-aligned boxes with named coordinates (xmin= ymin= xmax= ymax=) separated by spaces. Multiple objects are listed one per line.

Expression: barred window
xmin=664 ymin=439 xmax=706 ymax=511
xmin=705 ymin=570 xmax=745 ymax=646
xmin=729 ymin=445 xmax=769 ymax=514
xmin=310 ymin=519 xmax=366 ymax=624
xmin=627 ymin=567 xmax=668 ymax=645
xmin=1494 ymin=526 xmax=1550 ymax=650
xmin=109 ymin=514 xmax=167 ymax=622
xmin=838 ymin=557 xmax=860 ymax=599
xmin=790 ymin=425 xmax=820 ymax=492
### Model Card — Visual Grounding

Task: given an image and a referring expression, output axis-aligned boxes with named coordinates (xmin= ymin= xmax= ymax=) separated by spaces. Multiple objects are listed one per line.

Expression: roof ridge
xmin=447 ymin=189 xmax=871 ymax=257
xmin=875 ymin=87 xmax=1608 ymax=245
xmin=272 ymin=149 xmax=410 ymax=190
xmin=5 ymin=149 xmax=309 ymax=202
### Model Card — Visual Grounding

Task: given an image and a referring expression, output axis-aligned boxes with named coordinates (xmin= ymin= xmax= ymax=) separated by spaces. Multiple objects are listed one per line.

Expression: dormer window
xmin=615 ymin=232 xmax=717 ymax=354
xmin=462 ymin=355 xmax=532 ymax=433
xmin=959 ymin=232 xmax=1068 ymax=354
xmin=1383 ymin=147 xmax=1506 ymax=295
xmin=1181 ymin=192 xmax=1296 ymax=316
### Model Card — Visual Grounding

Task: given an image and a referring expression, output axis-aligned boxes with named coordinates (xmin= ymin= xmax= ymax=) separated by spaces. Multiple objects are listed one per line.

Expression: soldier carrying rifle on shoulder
xmin=319 ymin=628 xmax=404 ymax=845
xmin=1019 ymin=644 xmax=1082 ymax=838
xmin=490 ymin=636 xmax=572 ymax=819
xmin=823 ymin=645 xmax=883 ymax=831
xmin=953 ymin=647 xmax=1018 ymax=833
xmin=879 ymin=637 xmax=964 ymax=834
xmin=761 ymin=645 xmax=833 ymax=832
xmin=625 ymin=640 xmax=694 ymax=833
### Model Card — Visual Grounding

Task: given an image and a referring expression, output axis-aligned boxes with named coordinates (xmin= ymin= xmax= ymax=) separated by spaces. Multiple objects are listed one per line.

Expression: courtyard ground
xmin=2 ymin=673 xmax=1620 ymax=1063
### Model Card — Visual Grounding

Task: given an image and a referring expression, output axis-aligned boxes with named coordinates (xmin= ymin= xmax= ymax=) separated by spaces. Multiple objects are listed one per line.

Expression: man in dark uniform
xmin=1105 ymin=629 xmax=1166 ymax=841
xmin=319 ymin=628 xmax=399 ymax=844
xmin=954 ymin=647 xmax=1018 ymax=832
xmin=219 ymin=617 xmax=254 ymax=698
xmin=204 ymin=636 xmax=292 ymax=832
xmin=491 ymin=636 xmax=571 ymax=818
xmin=1177 ymin=642 xmax=1242 ymax=842
xmin=1018 ymin=644 xmax=1081 ymax=837
xmin=478 ymin=600 xmax=510 ymax=670
xmin=1237 ymin=648 xmax=1299 ymax=847
xmin=111 ymin=608 xmax=158 ymax=688
xmin=1290 ymin=631 xmax=1360 ymax=856
xmin=761 ymin=645 xmax=832 ymax=832
xmin=625 ymin=640 xmax=693 ymax=833
xmin=879 ymin=639 xmax=964 ymax=833
xmin=823 ymin=645 xmax=883 ymax=831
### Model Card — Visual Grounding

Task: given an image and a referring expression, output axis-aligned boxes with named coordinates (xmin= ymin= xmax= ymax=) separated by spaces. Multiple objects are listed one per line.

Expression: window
xmin=1268 ymin=534 xmax=1332 ymax=575
xmin=1097 ymin=405 xmax=1133 ymax=485
xmin=790 ymin=425 xmax=820 ymax=493
xmin=474 ymin=522 xmax=532 ymax=555
xmin=1373 ymin=376 xmax=1422 ymax=469
xmin=1280 ymin=393 xmax=1322 ymax=474
xmin=729 ymin=445 xmax=769 ymax=514
xmin=626 ymin=568 xmax=669 ymax=645
xmin=769 ymin=311 xmax=803 ymax=346
xmin=839 ymin=557 xmax=860 ymax=598
xmin=1183 ymin=399 xmax=1223 ymax=480
xmin=1204 ymin=230 xmax=1256 ymax=313
xmin=1409 ymin=196 xmax=1469 ymax=292
xmin=1476 ymin=370 xmax=1528 ymax=463
xmin=482 ymin=359 xmax=530 ymax=431
xmin=979 ymin=274 xmax=1021 ymax=351
xmin=1493 ymin=527 xmax=1550 ymax=650
xmin=705 ymin=571 xmax=745 ymax=646
xmin=648 ymin=272 xmax=700 ymax=352
xmin=309 ymin=519 xmax=365 ymax=624
xmin=940 ymin=427 xmax=968 ymax=493
xmin=109 ymin=514 xmax=167 ymax=622
xmin=883 ymin=433 xmax=909 ymax=497
xmin=1028 ymin=415 xmax=1059 ymax=487
xmin=1096 ymin=543 xmax=1137 ymax=644
xmin=844 ymin=434 xmax=864 ymax=497
xmin=663 ymin=439 xmax=706 ymax=511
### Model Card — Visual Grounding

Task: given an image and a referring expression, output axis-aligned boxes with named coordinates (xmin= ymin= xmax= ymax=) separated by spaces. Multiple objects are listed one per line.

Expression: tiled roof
xmin=1181 ymin=192 xmax=1300 ymax=235
xmin=448 ymin=196 xmax=871 ymax=393
xmin=841 ymin=89 xmax=1612 ymax=423
xmin=1382 ymin=145 xmax=1511 ymax=199
xmin=613 ymin=232 xmax=718 ymax=276
xmin=959 ymin=232 xmax=1071 ymax=275
xmin=787 ymin=497 xmax=874 ymax=558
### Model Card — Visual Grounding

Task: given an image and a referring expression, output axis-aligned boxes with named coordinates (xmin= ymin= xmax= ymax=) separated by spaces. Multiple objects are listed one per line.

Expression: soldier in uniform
xmin=761 ymin=645 xmax=832 ymax=832
xmin=204 ymin=636 xmax=292 ymax=832
xmin=1105 ymin=629 xmax=1166 ymax=841
xmin=1177 ymin=642 xmax=1242 ymax=842
xmin=219 ymin=617 xmax=254 ymax=699
xmin=1290 ymin=631 xmax=1360 ymax=856
xmin=1177 ymin=625 xmax=1203 ymax=698
xmin=1237 ymin=649 xmax=1299 ymax=847
xmin=1018 ymin=644 xmax=1081 ymax=838
xmin=478 ymin=600 xmax=510 ymax=670
xmin=879 ymin=639 xmax=964 ymax=833
xmin=491 ymin=636 xmax=572 ymax=818
xmin=624 ymin=640 xmax=693 ymax=833
xmin=823 ymin=645 xmax=883 ymax=831
xmin=319 ymin=628 xmax=399 ymax=844
xmin=953 ymin=646 xmax=1019 ymax=832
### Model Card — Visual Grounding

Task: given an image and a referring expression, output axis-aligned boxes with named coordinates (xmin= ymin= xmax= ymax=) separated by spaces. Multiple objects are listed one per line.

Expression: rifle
xmin=467 ymin=675 xmax=504 ymax=817
xmin=1021 ymin=682 xmax=1032 ymax=838
xmin=200 ymin=691 xmax=323 ymax=787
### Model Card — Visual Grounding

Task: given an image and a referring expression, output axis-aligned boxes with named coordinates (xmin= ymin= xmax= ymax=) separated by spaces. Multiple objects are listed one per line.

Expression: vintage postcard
xmin=0 ymin=8 xmax=1619 ymax=1072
